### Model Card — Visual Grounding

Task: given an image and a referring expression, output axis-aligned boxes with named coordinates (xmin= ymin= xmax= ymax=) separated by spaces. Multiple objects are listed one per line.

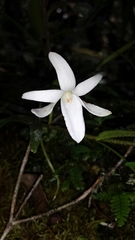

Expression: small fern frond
xmin=95 ymin=191 xmax=109 ymax=201
xmin=95 ymin=184 xmax=124 ymax=202
xmin=69 ymin=165 xmax=84 ymax=190
xmin=111 ymin=192 xmax=131 ymax=226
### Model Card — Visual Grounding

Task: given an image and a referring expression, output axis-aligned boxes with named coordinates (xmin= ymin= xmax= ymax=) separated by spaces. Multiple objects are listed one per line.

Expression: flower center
xmin=62 ymin=91 xmax=73 ymax=103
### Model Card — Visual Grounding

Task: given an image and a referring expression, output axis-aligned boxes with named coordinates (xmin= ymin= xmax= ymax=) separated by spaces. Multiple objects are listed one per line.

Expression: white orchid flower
xmin=22 ymin=52 xmax=112 ymax=143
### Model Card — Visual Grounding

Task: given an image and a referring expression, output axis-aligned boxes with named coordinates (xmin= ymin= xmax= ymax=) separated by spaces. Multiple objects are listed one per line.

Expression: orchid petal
xmin=82 ymin=101 xmax=112 ymax=117
xmin=49 ymin=52 xmax=76 ymax=91
xmin=31 ymin=103 xmax=55 ymax=118
xmin=22 ymin=90 xmax=63 ymax=103
xmin=61 ymin=94 xmax=85 ymax=143
xmin=73 ymin=74 xmax=102 ymax=96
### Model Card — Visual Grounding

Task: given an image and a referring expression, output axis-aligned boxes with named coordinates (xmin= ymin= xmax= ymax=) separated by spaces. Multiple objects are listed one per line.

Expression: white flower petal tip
xmin=31 ymin=103 xmax=55 ymax=118
xmin=82 ymin=102 xmax=112 ymax=117
xmin=48 ymin=52 xmax=76 ymax=91
xmin=73 ymin=74 xmax=103 ymax=96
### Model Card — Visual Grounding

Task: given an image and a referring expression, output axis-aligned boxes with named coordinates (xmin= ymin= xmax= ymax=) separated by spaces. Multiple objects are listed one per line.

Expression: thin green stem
xmin=40 ymin=137 xmax=60 ymax=200
xmin=85 ymin=134 xmax=126 ymax=161
xmin=48 ymin=111 xmax=53 ymax=125
xmin=98 ymin=38 xmax=135 ymax=68
xmin=101 ymin=139 xmax=135 ymax=146
xmin=98 ymin=142 xmax=126 ymax=161
xmin=85 ymin=134 xmax=96 ymax=141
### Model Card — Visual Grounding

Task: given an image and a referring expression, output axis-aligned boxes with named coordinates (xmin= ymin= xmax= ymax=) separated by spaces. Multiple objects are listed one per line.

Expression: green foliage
xmin=71 ymin=145 xmax=91 ymax=161
xmin=98 ymin=38 xmax=135 ymax=68
xmin=69 ymin=164 xmax=84 ymax=190
xmin=29 ymin=120 xmax=42 ymax=153
xmin=95 ymin=130 xmax=135 ymax=146
xmin=1 ymin=0 xmax=135 ymax=238
xmin=125 ymin=162 xmax=135 ymax=172
xmin=95 ymin=184 xmax=135 ymax=226
xmin=97 ymin=130 xmax=135 ymax=140
xmin=62 ymin=163 xmax=84 ymax=191
xmin=111 ymin=192 xmax=131 ymax=227
xmin=71 ymin=144 xmax=102 ymax=162
xmin=95 ymin=190 xmax=109 ymax=201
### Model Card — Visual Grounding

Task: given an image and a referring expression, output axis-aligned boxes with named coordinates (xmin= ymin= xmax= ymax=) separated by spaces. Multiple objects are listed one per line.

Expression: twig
xmin=15 ymin=174 xmax=43 ymax=219
xmin=11 ymin=177 xmax=106 ymax=226
xmin=12 ymin=144 xmax=134 ymax=226
xmin=107 ymin=145 xmax=134 ymax=177
xmin=1 ymin=144 xmax=134 ymax=240
xmin=9 ymin=144 xmax=31 ymax=222
xmin=0 ymin=144 xmax=31 ymax=240
xmin=87 ymin=144 xmax=134 ymax=208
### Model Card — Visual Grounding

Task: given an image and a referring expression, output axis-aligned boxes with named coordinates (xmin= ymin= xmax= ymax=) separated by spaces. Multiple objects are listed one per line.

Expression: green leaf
xmin=111 ymin=192 xmax=131 ymax=227
xmin=29 ymin=121 xmax=42 ymax=153
xmin=125 ymin=162 xmax=135 ymax=172
xmin=71 ymin=145 xmax=91 ymax=161
xmin=99 ymin=139 xmax=135 ymax=147
xmin=95 ymin=191 xmax=109 ymax=201
xmin=96 ymin=130 xmax=135 ymax=141
xmin=98 ymin=38 xmax=135 ymax=68
xmin=69 ymin=165 xmax=84 ymax=190
xmin=61 ymin=180 xmax=70 ymax=192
